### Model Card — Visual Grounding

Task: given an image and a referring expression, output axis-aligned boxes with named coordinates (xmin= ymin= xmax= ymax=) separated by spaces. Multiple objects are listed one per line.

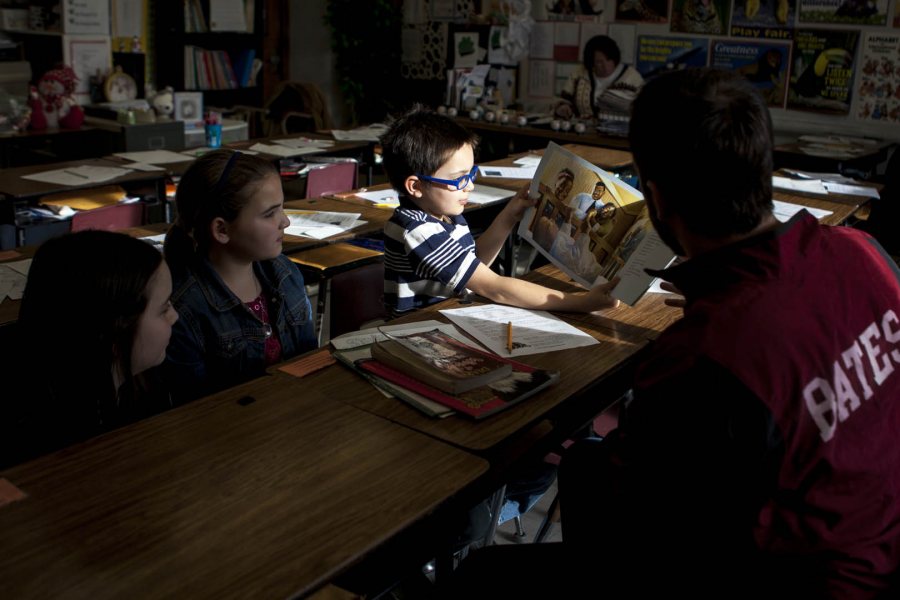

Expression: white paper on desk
xmin=772 ymin=176 xmax=828 ymax=195
xmin=772 ymin=200 xmax=833 ymax=223
xmin=0 ymin=261 xmax=29 ymax=301
xmin=781 ymin=169 xmax=856 ymax=183
xmin=513 ymin=155 xmax=542 ymax=167
xmin=440 ymin=304 xmax=599 ymax=357
xmin=331 ymin=124 xmax=389 ymax=142
xmin=113 ymin=150 xmax=191 ymax=164
xmin=272 ymin=138 xmax=335 ymax=149
xmin=467 ymin=185 xmax=514 ymax=205
xmin=285 ymin=210 xmax=361 ymax=229
xmin=249 ymin=143 xmax=320 ymax=157
xmin=5 ymin=258 xmax=32 ymax=276
xmin=286 ymin=221 xmax=367 ymax=239
xmin=479 ymin=165 xmax=537 ymax=179
xmin=123 ymin=162 xmax=166 ymax=171
xmin=355 ymin=188 xmax=400 ymax=205
xmin=823 ymin=182 xmax=880 ymax=199
xmin=22 ymin=166 xmax=133 ymax=186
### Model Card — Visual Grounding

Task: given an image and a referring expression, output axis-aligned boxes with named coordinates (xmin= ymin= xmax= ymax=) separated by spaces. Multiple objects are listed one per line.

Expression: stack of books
xmin=332 ymin=323 xmax=558 ymax=419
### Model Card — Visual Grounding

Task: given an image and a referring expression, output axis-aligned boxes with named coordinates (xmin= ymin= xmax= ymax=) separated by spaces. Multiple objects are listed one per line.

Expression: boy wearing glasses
xmin=380 ymin=105 xmax=620 ymax=316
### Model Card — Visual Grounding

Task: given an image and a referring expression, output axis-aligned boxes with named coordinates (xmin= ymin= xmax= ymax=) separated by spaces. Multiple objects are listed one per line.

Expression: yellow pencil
xmin=506 ymin=321 xmax=513 ymax=353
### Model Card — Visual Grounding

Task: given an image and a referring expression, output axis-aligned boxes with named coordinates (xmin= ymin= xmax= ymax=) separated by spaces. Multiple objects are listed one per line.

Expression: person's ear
xmin=404 ymin=175 xmax=424 ymax=198
xmin=210 ymin=217 xmax=230 ymax=245
xmin=644 ymin=180 xmax=666 ymax=219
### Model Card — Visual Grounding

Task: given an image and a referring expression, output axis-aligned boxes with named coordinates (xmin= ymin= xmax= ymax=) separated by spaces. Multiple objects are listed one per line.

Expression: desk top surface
xmin=0 ymin=376 xmax=487 ymax=599
xmin=456 ymin=116 xmax=631 ymax=150
xmin=0 ymin=158 xmax=168 ymax=200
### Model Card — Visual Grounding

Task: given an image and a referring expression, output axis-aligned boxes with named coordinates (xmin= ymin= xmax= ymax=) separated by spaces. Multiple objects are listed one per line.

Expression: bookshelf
xmin=153 ymin=0 xmax=267 ymax=110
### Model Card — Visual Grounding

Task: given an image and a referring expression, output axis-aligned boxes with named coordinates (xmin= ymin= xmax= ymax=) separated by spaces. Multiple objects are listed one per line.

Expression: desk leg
xmin=314 ymin=275 xmax=328 ymax=346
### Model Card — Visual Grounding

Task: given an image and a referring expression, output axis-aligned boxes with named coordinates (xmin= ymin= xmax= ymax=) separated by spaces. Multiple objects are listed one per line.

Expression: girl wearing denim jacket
xmin=163 ymin=150 xmax=316 ymax=402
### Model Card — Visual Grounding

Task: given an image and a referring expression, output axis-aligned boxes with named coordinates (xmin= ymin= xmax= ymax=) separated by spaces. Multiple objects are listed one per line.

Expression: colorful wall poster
xmin=855 ymin=32 xmax=900 ymax=123
xmin=636 ymin=35 xmax=709 ymax=79
xmin=730 ymin=0 xmax=796 ymax=39
xmin=797 ymin=0 xmax=888 ymax=25
xmin=788 ymin=29 xmax=860 ymax=114
xmin=670 ymin=0 xmax=731 ymax=34
xmin=712 ymin=40 xmax=791 ymax=106
xmin=615 ymin=0 xmax=670 ymax=22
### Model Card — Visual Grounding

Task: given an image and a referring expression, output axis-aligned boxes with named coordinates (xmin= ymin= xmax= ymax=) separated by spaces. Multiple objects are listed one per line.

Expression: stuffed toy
xmin=149 ymin=86 xmax=175 ymax=120
xmin=33 ymin=66 xmax=84 ymax=130
xmin=26 ymin=85 xmax=46 ymax=131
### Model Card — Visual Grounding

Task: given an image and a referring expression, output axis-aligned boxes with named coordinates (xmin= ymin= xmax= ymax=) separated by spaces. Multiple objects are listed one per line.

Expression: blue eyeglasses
xmin=416 ymin=165 xmax=478 ymax=190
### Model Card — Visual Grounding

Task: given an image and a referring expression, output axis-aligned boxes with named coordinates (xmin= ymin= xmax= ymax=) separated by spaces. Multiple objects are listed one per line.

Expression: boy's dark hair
xmin=380 ymin=104 xmax=479 ymax=195
xmin=165 ymin=149 xmax=278 ymax=267
xmin=583 ymin=35 xmax=621 ymax=71
xmin=629 ymin=67 xmax=773 ymax=239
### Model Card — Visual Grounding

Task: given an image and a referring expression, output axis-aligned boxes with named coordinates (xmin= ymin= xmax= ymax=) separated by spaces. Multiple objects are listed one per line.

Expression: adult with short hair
xmin=555 ymin=35 xmax=644 ymax=119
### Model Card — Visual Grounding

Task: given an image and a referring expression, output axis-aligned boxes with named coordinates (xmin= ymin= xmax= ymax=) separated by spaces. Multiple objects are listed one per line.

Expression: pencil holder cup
xmin=516 ymin=115 xmax=528 ymax=126
xmin=574 ymin=122 xmax=586 ymax=134
xmin=560 ymin=120 xmax=572 ymax=132
xmin=205 ymin=123 xmax=222 ymax=148
xmin=436 ymin=105 xmax=447 ymax=115
xmin=550 ymin=119 xmax=561 ymax=131
xmin=484 ymin=110 xmax=495 ymax=122
xmin=498 ymin=112 xmax=510 ymax=124
xmin=447 ymin=107 xmax=458 ymax=117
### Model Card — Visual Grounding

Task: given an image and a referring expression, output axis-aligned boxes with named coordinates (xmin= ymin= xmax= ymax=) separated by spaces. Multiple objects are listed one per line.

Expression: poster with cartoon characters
xmin=787 ymin=29 xmax=859 ymax=114
xmin=615 ymin=0 xmax=670 ymax=22
xmin=797 ymin=0 xmax=888 ymax=25
xmin=855 ymin=32 xmax=900 ymax=123
xmin=731 ymin=0 xmax=796 ymax=39
xmin=712 ymin=40 xmax=791 ymax=106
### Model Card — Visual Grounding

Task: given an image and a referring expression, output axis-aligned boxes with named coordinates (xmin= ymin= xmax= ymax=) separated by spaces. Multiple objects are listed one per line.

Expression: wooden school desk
xmin=0 ymin=375 xmax=488 ymax=599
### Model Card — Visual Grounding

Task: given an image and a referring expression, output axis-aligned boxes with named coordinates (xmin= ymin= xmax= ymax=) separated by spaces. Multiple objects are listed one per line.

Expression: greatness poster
xmin=712 ymin=40 xmax=791 ymax=106
xmin=798 ymin=0 xmax=888 ymax=25
xmin=731 ymin=0 xmax=796 ymax=39
xmin=787 ymin=29 xmax=859 ymax=114
xmin=636 ymin=35 xmax=709 ymax=79
xmin=855 ymin=32 xmax=900 ymax=123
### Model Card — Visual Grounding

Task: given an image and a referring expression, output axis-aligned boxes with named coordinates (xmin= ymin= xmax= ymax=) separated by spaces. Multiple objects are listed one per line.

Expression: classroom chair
xmin=305 ymin=162 xmax=358 ymax=199
xmin=69 ymin=203 xmax=144 ymax=233
xmin=328 ymin=261 xmax=387 ymax=339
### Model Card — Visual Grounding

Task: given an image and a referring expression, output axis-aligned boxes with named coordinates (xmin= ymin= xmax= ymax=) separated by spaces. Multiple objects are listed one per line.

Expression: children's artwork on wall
xmin=797 ymin=0 xmax=888 ymax=25
xmin=453 ymin=31 xmax=480 ymax=67
xmin=855 ymin=32 xmax=900 ymax=123
xmin=731 ymin=0 xmax=796 ymax=38
xmin=488 ymin=26 xmax=517 ymax=65
xmin=615 ymin=0 xmax=670 ymax=23
xmin=635 ymin=35 xmax=709 ymax=79
xmin=788 ymin=28 xmax=860 ymax=114
xmin=712 ymin=40 xmax=791 ymax=106
xmin=671 ymin=0 xmax=731 ymax=33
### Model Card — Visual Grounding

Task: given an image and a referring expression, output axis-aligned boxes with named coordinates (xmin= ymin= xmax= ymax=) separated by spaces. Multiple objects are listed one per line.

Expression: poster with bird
xmin=712 ymin=40 xmax=791 ymax=106
xmin=787 ymin=29 xmax=860 ymax=114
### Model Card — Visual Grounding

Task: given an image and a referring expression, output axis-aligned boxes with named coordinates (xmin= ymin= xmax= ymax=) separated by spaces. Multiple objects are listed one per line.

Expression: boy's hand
xmin=583 ymin=276 xmax=621 ymax=312
xmin=503 ymin=184 xmax=538 ymax=222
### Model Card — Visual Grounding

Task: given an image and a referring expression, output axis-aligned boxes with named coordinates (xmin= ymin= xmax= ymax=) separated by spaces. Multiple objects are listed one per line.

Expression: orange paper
xmin=278 ymin=349 xmax=336 ymax=378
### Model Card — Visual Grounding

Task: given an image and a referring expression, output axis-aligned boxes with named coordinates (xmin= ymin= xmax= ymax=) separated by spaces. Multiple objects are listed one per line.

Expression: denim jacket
xmin=164 ymin=254 xmax=316 ymax=403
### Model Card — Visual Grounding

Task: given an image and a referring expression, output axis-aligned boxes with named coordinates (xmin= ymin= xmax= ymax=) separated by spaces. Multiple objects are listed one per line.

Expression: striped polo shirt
xmin=384 ymin=206 xmax=479 ymax=316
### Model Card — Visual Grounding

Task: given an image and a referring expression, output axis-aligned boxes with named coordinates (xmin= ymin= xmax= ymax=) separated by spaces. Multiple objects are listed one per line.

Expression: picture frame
xmin=173 ymin=91 xmax=203 ymax=125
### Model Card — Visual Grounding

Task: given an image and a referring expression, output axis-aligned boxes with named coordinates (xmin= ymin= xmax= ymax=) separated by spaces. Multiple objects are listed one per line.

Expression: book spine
xmin=360 ymin=361 xmax=508 ymax=419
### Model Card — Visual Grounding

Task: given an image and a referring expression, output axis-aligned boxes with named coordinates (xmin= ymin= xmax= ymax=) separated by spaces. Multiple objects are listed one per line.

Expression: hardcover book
xmin=372 ymin=329 xmax=513 ymax=395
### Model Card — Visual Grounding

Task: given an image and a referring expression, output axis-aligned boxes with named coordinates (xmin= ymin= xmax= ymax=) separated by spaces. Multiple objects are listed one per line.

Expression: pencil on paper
xmin=64 ymin=169 xmax=89 ymax=179
xmin=506 ymin=321 xmax=513 ymax=353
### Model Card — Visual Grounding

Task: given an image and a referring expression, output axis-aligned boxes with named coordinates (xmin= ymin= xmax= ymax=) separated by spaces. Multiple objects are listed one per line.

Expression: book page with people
xmin=517 ymin=142 xmax=676 ymax=305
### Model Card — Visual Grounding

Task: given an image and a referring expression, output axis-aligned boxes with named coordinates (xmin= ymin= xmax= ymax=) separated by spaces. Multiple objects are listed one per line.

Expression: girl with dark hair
xmin=163 ymin=149 xmax=316 ymax=402
xmin=3 ymin=230 xmax=177 ymax=467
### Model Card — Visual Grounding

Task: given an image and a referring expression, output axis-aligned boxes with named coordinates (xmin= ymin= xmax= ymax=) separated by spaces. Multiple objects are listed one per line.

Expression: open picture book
xmin=517 ymin=142 xmax=677 ymax=305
